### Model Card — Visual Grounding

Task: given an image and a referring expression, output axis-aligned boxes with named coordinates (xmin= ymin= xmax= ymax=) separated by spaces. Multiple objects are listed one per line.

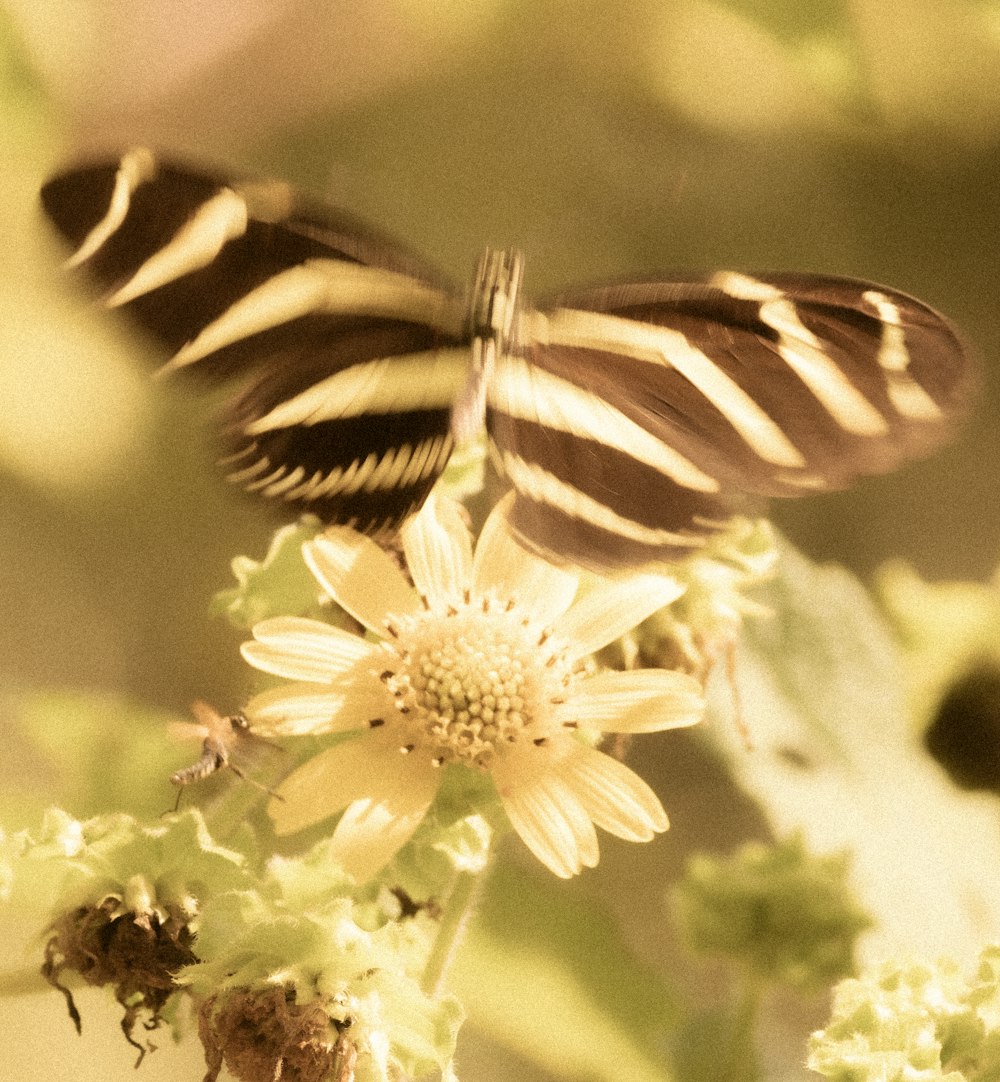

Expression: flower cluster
xmin=7 ymin=475 xmax=787 ymax=1076
xmin=809 ymin=945 xmax=1000 ymax=1082
xmin=8 ymin=807 xmax=463 ymax=1082
xmin=674 ymin=833 xmax=872 ymax=993
xmin=241 ymin=496 xmax=706 ymax=879
xmin=181 ymin=836 xmax=463 ymax=1082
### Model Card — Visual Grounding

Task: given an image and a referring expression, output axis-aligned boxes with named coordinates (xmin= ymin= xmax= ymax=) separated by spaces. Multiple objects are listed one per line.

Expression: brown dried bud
xmin=198 ymin=985 xmax=353 ymax=1082
xmin=42 ymin=899 xmax=197 ymax=1064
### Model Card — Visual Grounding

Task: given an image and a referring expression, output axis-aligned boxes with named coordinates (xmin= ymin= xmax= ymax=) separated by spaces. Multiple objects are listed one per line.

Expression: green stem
xmin=0 ymin=965 xmax=53 ymax=997
xmin=421 ymin=869 xmax=482 ymax=997
xmin=718 ymin=975 xmax=762 ymax=1082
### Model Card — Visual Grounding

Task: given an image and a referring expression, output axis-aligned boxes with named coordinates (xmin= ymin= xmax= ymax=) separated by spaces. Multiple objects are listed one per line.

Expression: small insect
xmin=169 ymin=699 xmax=283 ymax=811
xmin=41 ymin=148 xmax=974 ymax=569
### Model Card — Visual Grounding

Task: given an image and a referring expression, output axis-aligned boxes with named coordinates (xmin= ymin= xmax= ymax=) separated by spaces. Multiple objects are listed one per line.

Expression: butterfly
xmin=40 ymin=147 xmax=973 ymax=568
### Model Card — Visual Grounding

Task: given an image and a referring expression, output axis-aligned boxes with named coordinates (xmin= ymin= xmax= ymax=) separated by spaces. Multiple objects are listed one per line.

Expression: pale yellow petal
xmin=241 ymin=616 xmax=374 ymax=681
xmin=329 ymin=768 xmax=438 ymax=883
xmin=494 ymin=751 xmax=599 ymax=877
xmin=400 ymin=494 xmax=473 ymax=607
xmin=554 ymin=741 xmax=669 ymax=841
xmin=269 ymin=729 xmax=413 ymax=836
xmin=245 ymin=679 xmax=395 ymax=736
xmin=269 ymin=735 xmax=378 ymax=835
xmin=304 ymin=529 xmax=421 ymax=633
xmin=558 ymin=668 xmax=705 ymax=733
xmin=473 ymin=494 xmax=579 ymax=625
xmin=554 ymin=574 xmax=685 ymax=661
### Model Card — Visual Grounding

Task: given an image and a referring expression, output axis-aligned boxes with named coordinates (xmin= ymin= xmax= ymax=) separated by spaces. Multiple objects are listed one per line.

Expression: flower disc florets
xmin=383 ymin=599 xmax=573 ymax=770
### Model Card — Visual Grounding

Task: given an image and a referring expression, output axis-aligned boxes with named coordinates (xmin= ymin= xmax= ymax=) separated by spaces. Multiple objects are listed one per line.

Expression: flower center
xmin=385 ymin=604 xmax=568 ymax=769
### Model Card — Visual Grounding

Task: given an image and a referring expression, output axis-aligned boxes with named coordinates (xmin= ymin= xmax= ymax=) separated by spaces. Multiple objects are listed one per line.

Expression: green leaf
xmin=211 ymin=519 xmax=327 ymax=628
xmin=450 ymin=856 xmax=678 ymax=1082
xmin=701 ymin=539 xmax=1000 ymax=966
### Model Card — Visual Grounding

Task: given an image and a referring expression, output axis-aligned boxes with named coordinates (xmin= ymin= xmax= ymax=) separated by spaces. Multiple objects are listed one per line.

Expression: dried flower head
xmin=20 ymin=809 xmax=248 ymax=1061
xmin=180 ymin=843 xmax=462 ymax=1082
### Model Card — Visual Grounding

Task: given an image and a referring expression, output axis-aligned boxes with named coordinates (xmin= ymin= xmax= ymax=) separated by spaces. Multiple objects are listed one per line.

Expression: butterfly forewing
xmin=42 ymin=150 xmax=972 ymax=567
xmin=487 ymin=272 xmax=971 ymax=567
xmin=41 ymin=149 xmax=468 ymax=534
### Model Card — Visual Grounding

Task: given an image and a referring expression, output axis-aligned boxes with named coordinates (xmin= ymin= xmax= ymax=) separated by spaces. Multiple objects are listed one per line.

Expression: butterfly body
xmin=41 ymin=149 xmax=973 ymax=568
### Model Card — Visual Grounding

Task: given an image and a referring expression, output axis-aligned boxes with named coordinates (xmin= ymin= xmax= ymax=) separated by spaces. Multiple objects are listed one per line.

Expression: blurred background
xmin=0 ymin=1 xmax=998 ymax=1079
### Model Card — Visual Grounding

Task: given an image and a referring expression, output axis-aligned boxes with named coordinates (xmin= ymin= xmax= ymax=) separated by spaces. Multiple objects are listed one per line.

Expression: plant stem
xmin=718 ymin=975 xmax=762 ymax=1082
xmin=421 ymin=869 xmax=482 ymax=997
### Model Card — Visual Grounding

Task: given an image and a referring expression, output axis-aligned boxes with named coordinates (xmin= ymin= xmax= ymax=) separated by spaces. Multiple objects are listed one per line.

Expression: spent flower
xmin=17 ymin=808 xmax=249 ymax=1060
xmin=242 ymin=495 xmax=705 ymax=879
xmin=180 ymin=836 xmax=461 ymax=1082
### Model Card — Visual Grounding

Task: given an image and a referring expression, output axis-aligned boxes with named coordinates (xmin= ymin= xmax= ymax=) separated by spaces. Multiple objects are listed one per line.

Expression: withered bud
xmin=199 ymin=985 xmax=353 ymax=1082
xmin=42 ymin=899 xmax=197 ymax=1064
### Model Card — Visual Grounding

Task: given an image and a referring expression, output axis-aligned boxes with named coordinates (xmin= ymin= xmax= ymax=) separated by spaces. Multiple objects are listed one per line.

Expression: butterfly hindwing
xmin=488 ymin=273 xmax=971 ymax=566
xmin=41 ymin=149 xmax=469 ymax=533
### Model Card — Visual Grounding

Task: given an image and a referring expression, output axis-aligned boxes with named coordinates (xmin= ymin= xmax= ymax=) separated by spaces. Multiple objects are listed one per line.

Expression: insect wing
xmin=40 ymin=149 xmax=470 ymax=532
xmin=488 ymin=273 xmax=971 ymax=567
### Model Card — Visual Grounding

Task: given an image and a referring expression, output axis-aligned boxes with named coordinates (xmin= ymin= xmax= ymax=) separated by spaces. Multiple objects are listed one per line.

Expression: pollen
xmin=384 ymin=603 xmax=570 ymax=769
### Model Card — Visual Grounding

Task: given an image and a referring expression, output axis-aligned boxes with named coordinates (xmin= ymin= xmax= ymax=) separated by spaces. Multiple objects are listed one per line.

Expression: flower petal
xmin=473 ymin=495 xmax=579 ymax=625
xmin=558 ymin=668 xmax=705 ymax=733
xmin=400 ymin=495 xmax=473 ymax=608
xmin=554 ymin=574 xmax=685 ymax=661
xmin=329 ymin=774 xmax=438 ymax=883
xmin=269 ymin=728 xmax=429 ymax=838
xmin=304 ymin=529 xmax=421 ymax=633
xmin=494 ymin=751 xmax=599 ymax=877
xmin=241 ymin=616 xmax=375 ymax=682
xmin=553 ymin=741 xmax=669 ymax=841
xmin=246 ymin=679 xmax=395 ymax=736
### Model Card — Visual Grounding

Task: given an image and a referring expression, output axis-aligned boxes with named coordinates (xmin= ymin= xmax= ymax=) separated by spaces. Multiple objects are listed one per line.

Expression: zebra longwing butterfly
xmin=40 ymin=147 xmax=972 ymax=568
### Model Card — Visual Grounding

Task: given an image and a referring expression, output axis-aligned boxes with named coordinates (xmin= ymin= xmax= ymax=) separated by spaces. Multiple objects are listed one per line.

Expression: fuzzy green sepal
xmin=809 ymin=945 xmax=1000 ymax=1082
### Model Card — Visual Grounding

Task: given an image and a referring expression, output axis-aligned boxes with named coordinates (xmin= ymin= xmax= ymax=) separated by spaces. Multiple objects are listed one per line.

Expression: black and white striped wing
xmin=488 ymin=272 xmax=971 ymax=567
xmin=40 ymin=148 xmax=469 ymax=533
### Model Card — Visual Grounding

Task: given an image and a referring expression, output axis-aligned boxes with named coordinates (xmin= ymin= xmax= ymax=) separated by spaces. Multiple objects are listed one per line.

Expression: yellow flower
xmin=242 ymin=497 xmax=705 ymax=880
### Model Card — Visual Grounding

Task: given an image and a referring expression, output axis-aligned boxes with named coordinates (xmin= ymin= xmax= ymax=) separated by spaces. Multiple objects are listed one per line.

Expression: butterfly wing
xmin=41 ymin=148 xmax=470 ymax=532
xmin=488 ymin=272 xmax=972 ymax=567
